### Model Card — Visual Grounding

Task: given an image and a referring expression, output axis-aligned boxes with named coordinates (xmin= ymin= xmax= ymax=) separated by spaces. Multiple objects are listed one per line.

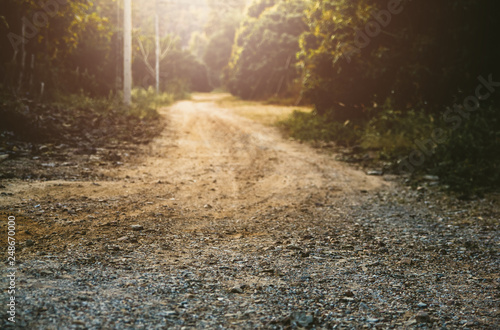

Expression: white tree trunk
xmin=123 ymin=0 xmax=132 ymax=105
xmin=155 ymin=11 xmax=160 ymax=95
xmin=155 ymin=0 xmax=160 ymax=95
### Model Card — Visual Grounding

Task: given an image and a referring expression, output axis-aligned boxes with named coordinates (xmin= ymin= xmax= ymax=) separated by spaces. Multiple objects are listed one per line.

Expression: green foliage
xmin=0 ymin=0 xmax=114 ymax=97
xmin=204 ymin=29 xmax=236 ymax=73
xmin=202 ymin=0 xmax=246 ymax=87
xmin=0 ymin=87 xmax=170 ymax=147
xmin=129 ymin=88 xmax=171 ymax=120
xmin=279 ymin=110 xmax=360 ymax=147
xmin=361 ymin=106 xmax=436 ymax=159
xmin=1 ymin=0 xmax=211 ymax=99
xmin=246 ymin=0 xmax=278 ymax=18
xmin=53 ymin=87 xmax=171 ymax=120
xmin=225 ymin=0 xmax=307 ymax=100
xmin=133 ymin=35 xmax=211 ymax=95
xmin=299 ymin=0 xmax=500 ymax=121
xmin=281 ymin=0 xmax=500 ymax=193
xmin=432 ymin=105 xmax=500 ymax=195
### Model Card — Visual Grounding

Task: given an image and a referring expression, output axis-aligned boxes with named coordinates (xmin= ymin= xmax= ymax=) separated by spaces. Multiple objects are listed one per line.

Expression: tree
xmin=123 ymin=0 xmax=132 ymax=104
xmin=202 ymin=0 xmax=247 ymax=87
xmin=0 ymin=0 xmax=108 ymax=97
xmin=299 ymin=0 xmax=500 ymax=121
xmin=225 ymin=0 xmax=307 ymax=100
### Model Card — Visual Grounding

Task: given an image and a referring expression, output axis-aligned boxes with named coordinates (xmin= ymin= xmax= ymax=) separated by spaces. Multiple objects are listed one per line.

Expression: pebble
xmin=230 ymin=286 xmax=243 ymax=294
xmin=415 ymin=311 xmax=431 ymax=323
xmin=0 ymin=165 xmax=497 ymax=329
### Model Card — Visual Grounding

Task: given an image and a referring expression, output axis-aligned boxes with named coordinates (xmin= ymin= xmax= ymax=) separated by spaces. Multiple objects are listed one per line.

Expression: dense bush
xmin=298 ymin=0 xmax=500 ymax=122
xmin=279 ymin=0 xmax=500 ymax=194
xmin=360 ymin=105 xmax=436 ymax=159
xmin=202 ymin=0 xmax=247 ymax=87
xmin=279 ymin=110 xmax=360 ymax=147
xmin=225 ymin=0 xmax=307 ymax=100
xmin=432 ymin=104 xmax=500 ymax=194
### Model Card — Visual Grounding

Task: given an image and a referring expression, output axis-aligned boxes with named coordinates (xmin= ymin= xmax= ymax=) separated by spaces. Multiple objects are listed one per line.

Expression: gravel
xmin=1 ymin=186 xmax=498 ymax=329
xmin=0 ymin=96 xmax=498 ymax=329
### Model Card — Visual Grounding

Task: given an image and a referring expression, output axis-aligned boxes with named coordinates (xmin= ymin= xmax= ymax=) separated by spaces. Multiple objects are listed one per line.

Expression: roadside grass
xmin=0 ymin=87 xmax=177 ymax=145
xmin=213 ymin=93 xmax=313 ymax=126
xmin=277 ymin=102 xmax=500 ymax=196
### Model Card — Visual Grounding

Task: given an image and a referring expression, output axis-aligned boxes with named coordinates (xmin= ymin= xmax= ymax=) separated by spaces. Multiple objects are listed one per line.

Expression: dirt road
xmin=0 ymin=94 xmax=498 ymax=329
xmin=120 ymin=93 xmax=383 ymax=218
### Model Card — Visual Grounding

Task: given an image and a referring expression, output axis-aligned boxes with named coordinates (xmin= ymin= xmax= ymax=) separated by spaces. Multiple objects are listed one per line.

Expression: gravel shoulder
xmin=0 ymin=94 xmax=498 ymax=329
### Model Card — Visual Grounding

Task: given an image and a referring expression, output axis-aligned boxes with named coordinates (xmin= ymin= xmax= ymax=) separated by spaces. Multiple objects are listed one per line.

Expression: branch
xmin=137 ymin=37 xmax=155 ymax=76
xmin=160 ymin=37 xmax=174 ymax=60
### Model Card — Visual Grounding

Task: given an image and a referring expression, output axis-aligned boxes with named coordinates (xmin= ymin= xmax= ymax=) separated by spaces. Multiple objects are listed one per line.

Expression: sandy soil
xmin=0 ymin=94 xmax=385 ymax=242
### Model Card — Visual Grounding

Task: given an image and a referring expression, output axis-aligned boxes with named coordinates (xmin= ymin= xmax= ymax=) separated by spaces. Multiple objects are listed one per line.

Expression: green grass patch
xmin=279 ymin=110 xmax=361 ymax=147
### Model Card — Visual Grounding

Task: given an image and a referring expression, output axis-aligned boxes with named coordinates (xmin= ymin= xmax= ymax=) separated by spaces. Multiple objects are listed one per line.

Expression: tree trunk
xmin=155 ymin=0 xmax=160 ymax=94
xmin=123 ymin=0 xmax=132 ymax=105
xmin=17 ymin=20 xmax=26 ymax=94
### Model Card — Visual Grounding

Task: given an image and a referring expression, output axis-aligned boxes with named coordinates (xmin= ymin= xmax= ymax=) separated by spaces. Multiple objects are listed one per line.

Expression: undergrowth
xmin=280 ymin=103 xmax=500 ymax=195
xmin=0 ymin=87 xmax=175 ymax=145
xmin=278 ymin=110 xmax=360 ymax=147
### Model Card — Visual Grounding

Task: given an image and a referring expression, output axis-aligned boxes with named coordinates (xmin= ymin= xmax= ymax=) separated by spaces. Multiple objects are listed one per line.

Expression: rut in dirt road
xmin=0 ymin=94 xmax=498 ymax=329
xmin=131 ymin=94 xmax=384 ymax=215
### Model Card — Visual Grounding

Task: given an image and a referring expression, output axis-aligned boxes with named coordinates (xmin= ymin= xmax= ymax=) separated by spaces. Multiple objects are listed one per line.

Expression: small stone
xmin=344 ymin=290 xmax=355 ymax=297
xmin=117 ymin=236 xmax=129 ymax=242
xmin=366 ymin=318 xmax=379 ymax=323
xmin=366 ymin=170 xmax=383 ymax=176
xmin=204 ymin=204 xmax=213 ymax=209
xmin=417 ymin=302 xmax=428 ymax=308
xmin=0 ymin=154 xmax=9 ymax=162
xmin=230 ymin=286 xmax=243 ymax=294
xmin=39 ymin=145 xmax=49 ymax=152
xmin=404 ymin=319 xmax=417 ymax=326
xmin=340 ymin=297 xmax=356 ymax=303
xmin=164 ymin=311 xmax=178 ymax=317
xmin=423 ymin=175 xmax=439 ymax=181
xmin=40 ymin=270 xmax=53 ymax=276
xmin=131 ymin=225 xmax=144 ymax=231
xmin=291 ymin=312 xmax=314 ymax=327
xmin=415 ymin=311 xmax=431 ymax=323
xmin=25 ymin=239 xmax=34 ymax=247
xmin=399 ymin=258 xmax=412 ymax=265
xmin=359 ymin=302 xmax=370 ymax=310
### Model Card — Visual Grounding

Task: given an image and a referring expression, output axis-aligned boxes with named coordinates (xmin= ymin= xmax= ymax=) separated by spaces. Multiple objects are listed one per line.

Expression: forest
xmin=1 ymin=0 xmax=499 ymax=193
xmin=1 ymin=1 xmax=499 ymax=329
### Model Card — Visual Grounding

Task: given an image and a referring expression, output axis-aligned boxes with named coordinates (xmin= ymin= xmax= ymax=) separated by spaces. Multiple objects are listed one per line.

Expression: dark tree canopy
xmin=225 ymin=0 xmax=307 ymax=100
